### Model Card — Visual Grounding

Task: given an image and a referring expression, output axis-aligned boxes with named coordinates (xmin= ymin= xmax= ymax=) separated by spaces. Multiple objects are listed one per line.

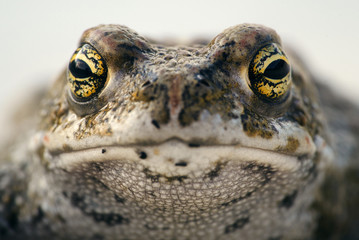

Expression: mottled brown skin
xmin=0 ymin=24 xmax=358 ymax=240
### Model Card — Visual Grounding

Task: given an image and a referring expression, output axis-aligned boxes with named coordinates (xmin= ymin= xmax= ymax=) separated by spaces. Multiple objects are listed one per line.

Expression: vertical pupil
xmin=69 ymin=59 xmax=93 ymax=78
xmin=263 ymin=59 xmax=289 ymax=79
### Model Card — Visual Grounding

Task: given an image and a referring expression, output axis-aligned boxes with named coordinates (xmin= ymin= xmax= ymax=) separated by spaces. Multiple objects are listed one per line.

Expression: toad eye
xmin=67 ymin=44 xmax=108 ymax=101
xmin=248 ymin=43 xmax=291 ymax=101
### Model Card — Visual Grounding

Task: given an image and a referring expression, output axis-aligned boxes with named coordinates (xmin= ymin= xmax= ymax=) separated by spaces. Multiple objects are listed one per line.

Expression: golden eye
xmin=248 ymin=43 xmax=291 ymax=101
xmin=67 ymin=44 xmax=108 ymax=101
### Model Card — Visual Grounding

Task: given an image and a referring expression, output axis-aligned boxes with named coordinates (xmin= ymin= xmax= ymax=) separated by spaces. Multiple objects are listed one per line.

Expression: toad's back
xmin=0 ymin=24 xmax=358 ymax=239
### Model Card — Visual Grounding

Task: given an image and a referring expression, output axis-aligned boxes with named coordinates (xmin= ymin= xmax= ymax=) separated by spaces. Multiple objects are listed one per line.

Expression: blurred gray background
xmin=0 ymin=0 xmax=358 ymax=141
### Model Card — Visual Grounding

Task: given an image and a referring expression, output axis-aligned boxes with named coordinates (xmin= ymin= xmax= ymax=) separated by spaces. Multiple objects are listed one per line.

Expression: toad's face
xmin=38 ymin=24 xmax=330 ymax=239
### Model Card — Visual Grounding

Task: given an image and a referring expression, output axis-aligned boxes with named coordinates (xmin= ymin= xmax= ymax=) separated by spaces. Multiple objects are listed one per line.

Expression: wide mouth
xmin=46 ymin=138 xmax=304 ymax=176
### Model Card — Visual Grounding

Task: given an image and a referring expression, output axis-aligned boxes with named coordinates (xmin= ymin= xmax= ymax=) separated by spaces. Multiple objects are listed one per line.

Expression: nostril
xmin=175 ymin=161 xmax=188 ymax=167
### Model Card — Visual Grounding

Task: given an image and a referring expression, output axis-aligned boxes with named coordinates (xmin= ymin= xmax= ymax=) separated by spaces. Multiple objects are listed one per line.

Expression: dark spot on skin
xmin=143 ymin=168 xmax=160 ymax=183
xmin=279 ymin=190 xmax=298 ymax=208
xmin=212 ymin=59 xmax=231 ymax=76
xmin=243 ymin=162 xmax=276 ymax=185
xmin=194 ymin=73 xmax=211 ymax=87
xmin=62 ymin=191 xmax=68 ymax=198
xmin=224 ymin=216 xmax=250 ymax=234
xmin=197 ymin=79 xmax=210 ymax=87
xmin=221 ymin=52 xmax=229 ymax=60
xmin=164 ymin=55 xmax=173 ymax=61
xmin=143 ymin=168 xmax=188 ymax=183
xmin=178 ymin=107 xmax=201 ymax=127
xmin=178 ymin=83 xmax=202 ymax=126
xmin=220 ymin=163 xmax=276 ymax=207
xmin=220 ymin=191 xmax=253 ymax=207
xmin=175 ymin=161 xmax=188 ymax=167
xmin=101 ymin=149 xmax=106 ymax=154
xmin=91 ymin=212 xmax=129 ymax=226
xmin=146 ymin=191 xmax=156 ymax=197
xmin=188 ymin=143 xmax=200 ymax=147
xmin=240 ymin=108 xmax=276 ymax=139
xmin=116 ymin=43 xmax=145 ymax=55
xmin=141 ymin=81 xmax=151 ymax=87
xmin=132 ymin=82 xmax=170 ymax=126
xmin=90 ymin=162 xmax=104 ymax=173
xmin=67 ymin=192 xmax=129 ymax=226
xmin=205 ymin=161 xmax=227 ymax=180
xmin=197 ymin=66 xmax=221 ymax=87
xmin=286 ymin=89 xmax=321 ymax=138
xmin=179 ymin=67 xmax=232 ymax=126
xmin=275 ymin=137 xmax=299 ymax=154
xmin=31 ymin=206 xmax=44 ymax=225
xmin=306 ymin=163 xmax=318 ymax=183
xmin=291 ymin=106 xmax=307 ymax=126
xmin=151 ymin=119 xmax=160 ymax=129
xmin=227 ymin=112 xmax=239 ymax=119
xmin=63 ymin=144 xmax=73 ymax=152
xmin=165 ymin=175 xmax=188 ymax=183
xmin=297 ymin=154 xmax=309 ymax=161
xmin=144 ymin=223 xmax=170 ymax=231
xmin=223 ymin=40 xmax=236 ymax=48
xmin=88 ymin=176 xmax=111 ymax=191
xmin=114 ymin=194 xmax=126 ymax=204
xmin=69 ymin=192 xmax=86 ymax=208
xmin=138 ymin=151 xmax=147 ymax=159
xmin=111 ymin=106 xmax=119 ymax=112
xmin=106 ymin=127 xmax=112 ymax=135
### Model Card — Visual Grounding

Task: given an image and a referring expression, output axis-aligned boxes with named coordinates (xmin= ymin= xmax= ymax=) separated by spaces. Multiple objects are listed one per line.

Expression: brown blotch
xmin=179 ymin=83 xmax=230 ymax=126
xmin=275 ymin=137 xmax=300 ymax=154
xmin=240 ymin=108 xmax=275 ymax=139
xmin=132 ymin=83 xmax=170 ymax=125
xmin=62 ymin=144 xmax=73 ymax=152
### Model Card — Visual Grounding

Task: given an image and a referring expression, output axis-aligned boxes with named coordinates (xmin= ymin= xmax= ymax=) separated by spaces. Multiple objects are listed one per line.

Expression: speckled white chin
xmin=46 ymin=139 xmax=302 ymax=176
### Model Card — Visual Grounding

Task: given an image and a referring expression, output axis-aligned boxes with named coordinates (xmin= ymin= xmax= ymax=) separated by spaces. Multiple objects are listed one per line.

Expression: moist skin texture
xmin=1 ymin=24 xmax=358 ymax=240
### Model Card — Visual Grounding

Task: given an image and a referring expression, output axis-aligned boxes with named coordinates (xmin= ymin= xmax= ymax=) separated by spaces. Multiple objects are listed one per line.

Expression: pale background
xmin=0 ymin=0 xmax=358 ymax=141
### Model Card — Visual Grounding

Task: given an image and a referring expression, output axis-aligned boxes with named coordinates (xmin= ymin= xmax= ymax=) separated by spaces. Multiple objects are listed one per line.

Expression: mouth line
xmin=44 ymin=137 xmax=309 ymax=174
xmin=48 ymin=142 xmax=305 ymax=175
xmin=46 ymin=136 xmax=303 ymax=158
